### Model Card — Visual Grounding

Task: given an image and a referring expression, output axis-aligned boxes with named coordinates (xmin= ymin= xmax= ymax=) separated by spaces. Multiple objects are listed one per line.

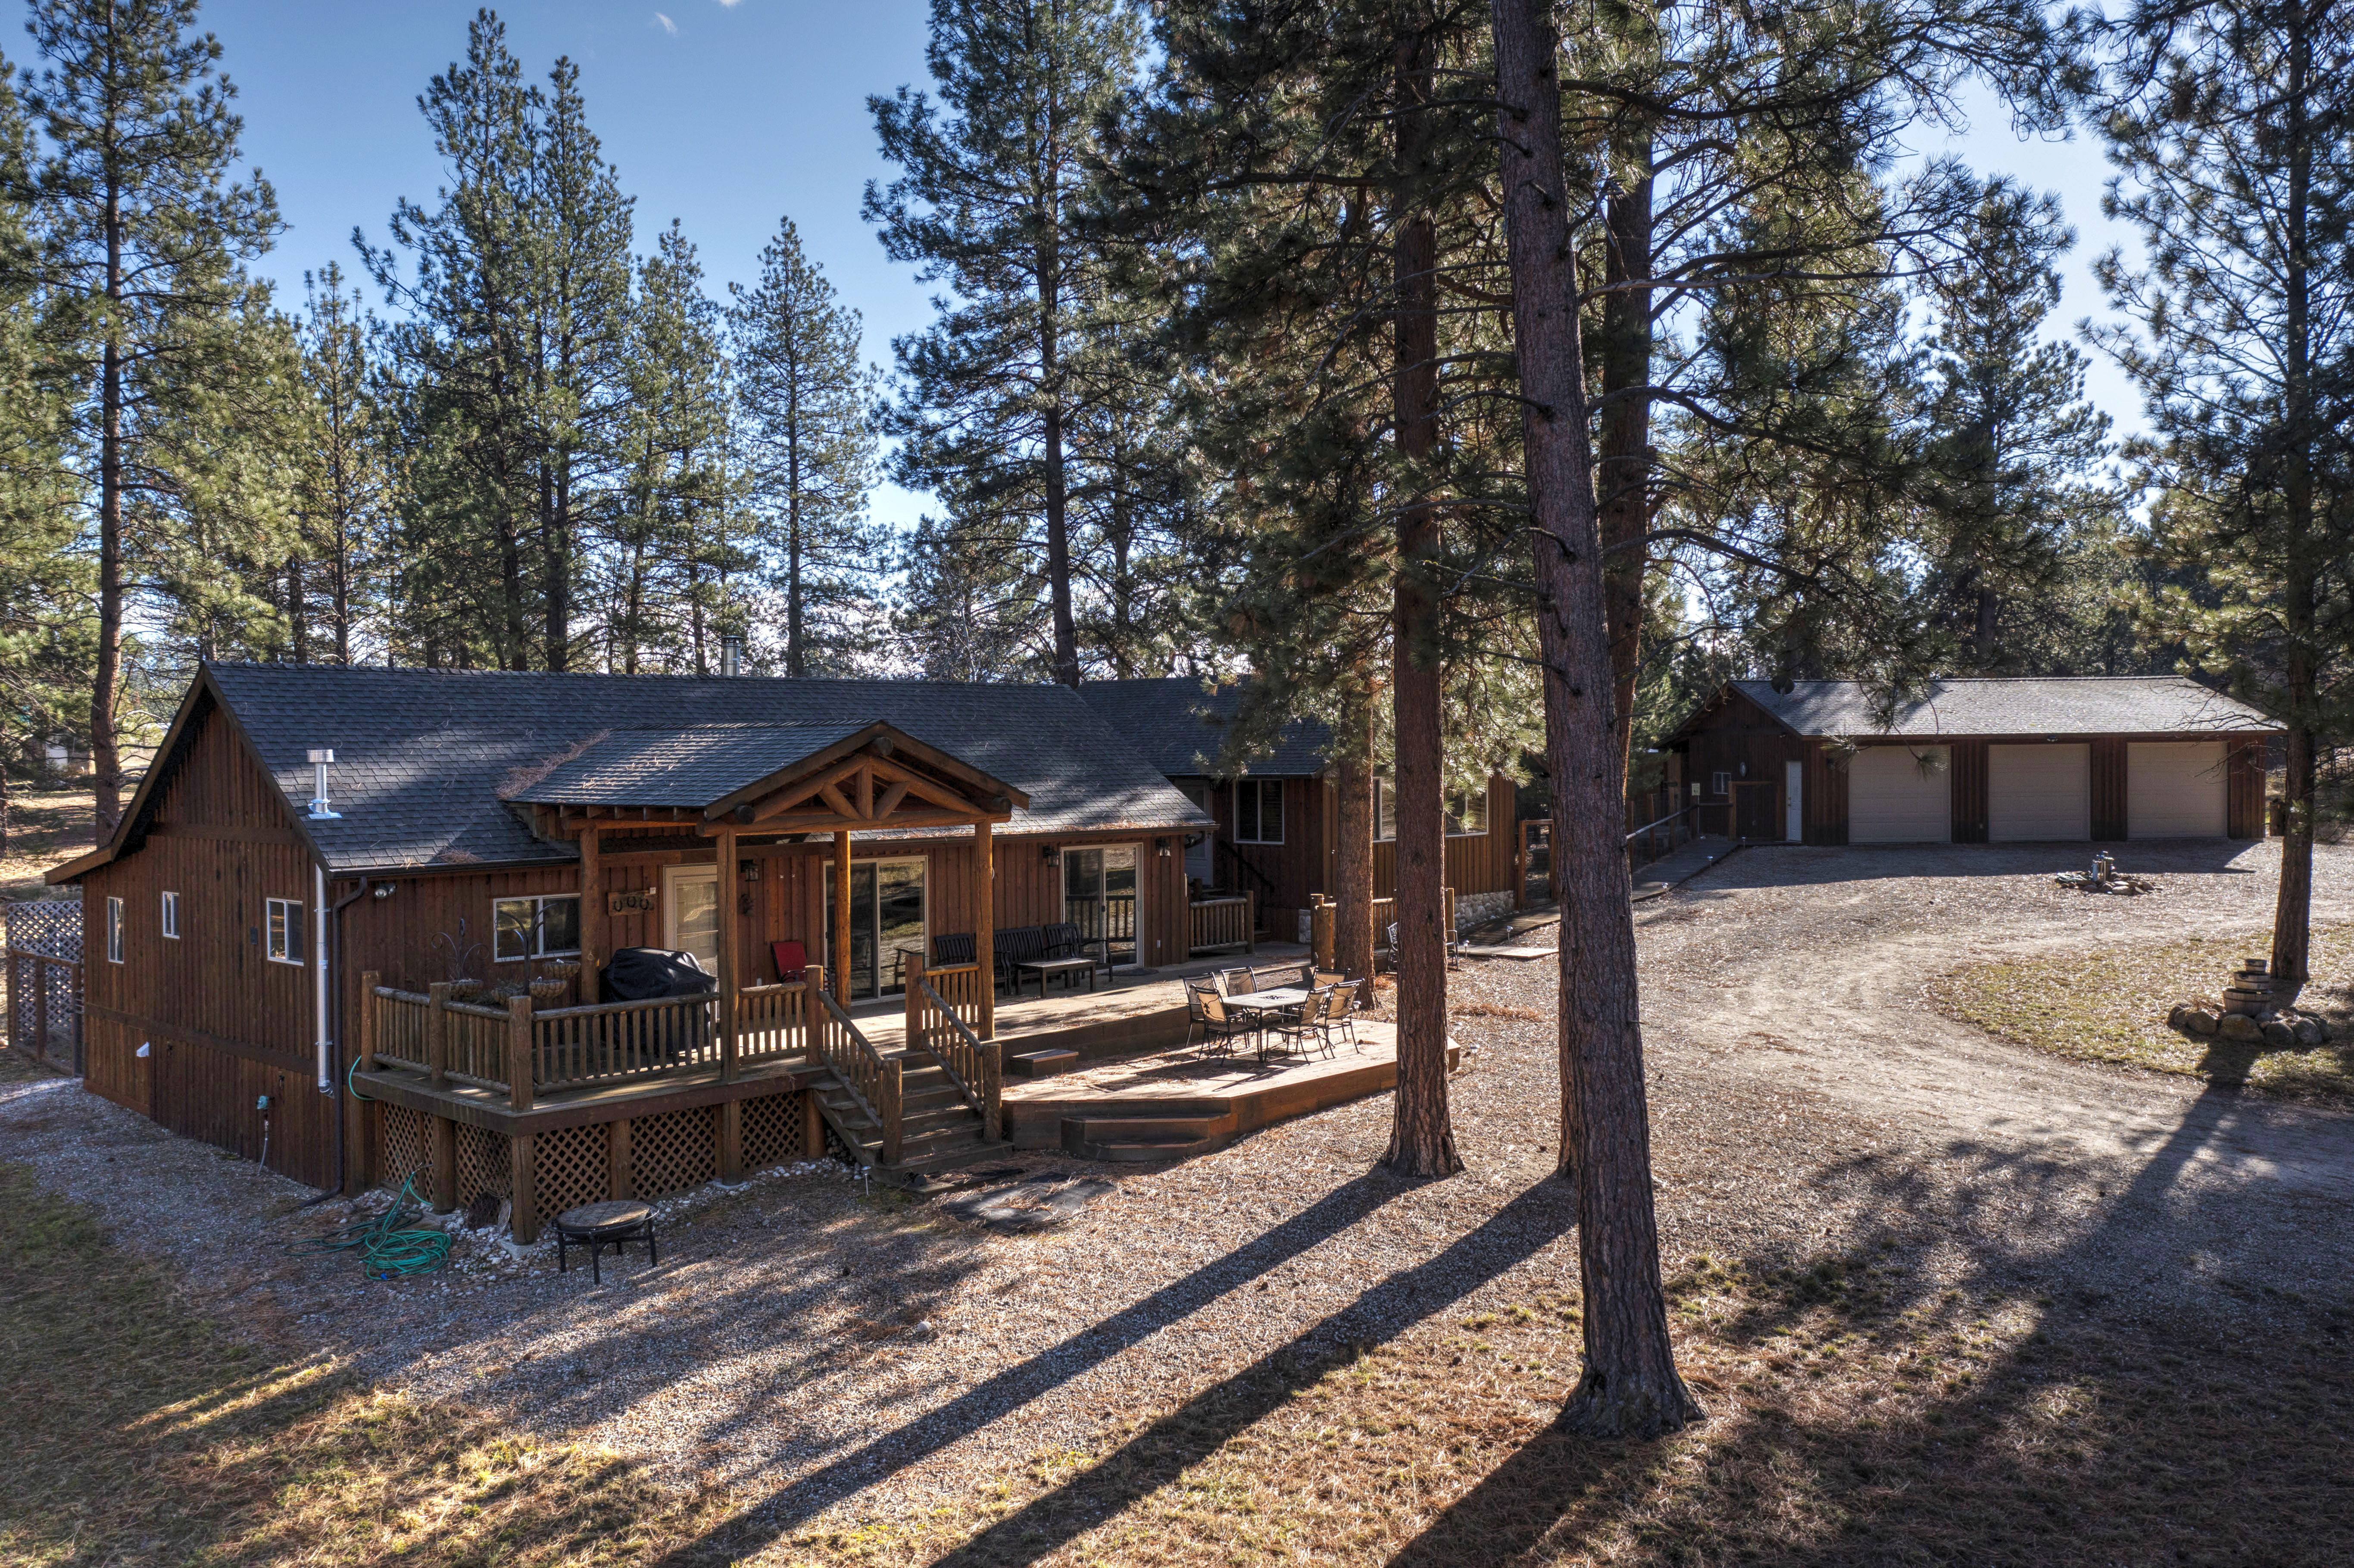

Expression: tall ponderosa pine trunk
xmin=2270 ymin=8 xmax=2317 ymax=1007
xmin=1490 ymin=0 xmax=1700 ymax=1437
xmin=1041 ymin=240 xmax=1081 ymax=688
xmin=1383 ymin=27 xmax=1460 ymax=1178
xmin=1598 ymin=136 xmax=1654 ymax=775
xmin=1334 ymin=684 xmax=1377 ymax=985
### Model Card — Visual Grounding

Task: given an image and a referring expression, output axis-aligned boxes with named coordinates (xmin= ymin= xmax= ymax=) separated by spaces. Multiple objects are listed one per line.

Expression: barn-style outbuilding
xmin=1665 ymin=677 xmax=2278 ymax=845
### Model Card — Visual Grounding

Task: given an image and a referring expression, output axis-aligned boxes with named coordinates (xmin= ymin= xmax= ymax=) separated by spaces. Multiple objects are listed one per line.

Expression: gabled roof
xmin=57 ymin=664 xmax=1209 ymax=880
xmin=1689 ymin=676 xmax=2280 ymax=740
xmin=1078 ymin=677 xmax=1333 ymax=777
xmin=508 ymin=723 xmax=887 ymax=808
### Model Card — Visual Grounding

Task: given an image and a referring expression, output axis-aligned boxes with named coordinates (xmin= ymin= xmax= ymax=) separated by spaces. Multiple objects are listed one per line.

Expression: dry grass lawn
xmin=1932 ymin=924 xmax=2354 ymax=1106
xmin=7 ymin=1126 xmax=2350 ymax=1567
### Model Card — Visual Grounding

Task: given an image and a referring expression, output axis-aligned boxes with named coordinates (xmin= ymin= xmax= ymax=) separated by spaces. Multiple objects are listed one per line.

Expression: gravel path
xmin=4 ymin=838 xmax=2350 ymax=1546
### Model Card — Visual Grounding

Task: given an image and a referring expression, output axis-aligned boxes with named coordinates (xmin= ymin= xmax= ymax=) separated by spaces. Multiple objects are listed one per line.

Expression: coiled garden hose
xmin=294 ymin=1173 xmax=452 ymax=1279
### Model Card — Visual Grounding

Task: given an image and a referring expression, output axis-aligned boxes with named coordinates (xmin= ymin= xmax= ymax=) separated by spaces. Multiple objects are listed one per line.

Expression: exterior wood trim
xmin=84 ymin=1004 xmax=313 ymax=1075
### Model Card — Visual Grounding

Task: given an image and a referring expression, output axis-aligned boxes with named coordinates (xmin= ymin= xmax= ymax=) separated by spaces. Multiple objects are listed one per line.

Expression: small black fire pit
xmin=553 ymin=1200 xmax=657 ymax=1282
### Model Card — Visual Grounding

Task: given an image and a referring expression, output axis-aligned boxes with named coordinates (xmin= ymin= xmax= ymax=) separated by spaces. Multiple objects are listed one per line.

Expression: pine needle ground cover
xmin=1931 ymin=925 xmax=2354 ymax=1106
xmin=8 ymin=1157 xmax=2351 ymax=1567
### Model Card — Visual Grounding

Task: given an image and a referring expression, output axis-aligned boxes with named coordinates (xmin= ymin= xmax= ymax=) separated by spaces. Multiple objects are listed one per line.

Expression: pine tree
xmin=867 ymin=0 xmax=1146 ymax=688
xmin=1918 ymin=177 xmax=2116 ymax=670
xmin=287 ymin=263 xmax=392 ymax=664
xmin=728 ymin=215 xmax=884 ymax=676
xmin=24 ymin=0 xmax=279 ymax=840
xmin=2094 ymin=0 xmax=2354 ymax=1007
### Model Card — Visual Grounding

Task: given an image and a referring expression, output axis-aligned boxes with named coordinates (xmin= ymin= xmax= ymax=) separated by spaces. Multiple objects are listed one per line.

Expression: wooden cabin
xmin=1078 ymin=678 xmax=1524 ymax=937
xmin=1664 ymin=677 xmax=2277 ymax=845
xmin=48 ymin=664 xmax=1213 ymax=1236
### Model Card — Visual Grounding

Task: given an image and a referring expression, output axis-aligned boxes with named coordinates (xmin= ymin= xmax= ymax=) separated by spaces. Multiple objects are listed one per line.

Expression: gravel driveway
xmin=4 ymin=838 xmax=2349 ymax=1548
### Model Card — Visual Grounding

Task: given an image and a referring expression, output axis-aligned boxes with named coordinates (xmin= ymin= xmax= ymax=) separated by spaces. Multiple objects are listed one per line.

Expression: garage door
xmin=1848 ymin=745 xmax=1951 ymax=842
xmin=2129 ymin=742 xmax=2226 ymax=838
xmin=1989 ymin=743 xmax=2090 ymax=841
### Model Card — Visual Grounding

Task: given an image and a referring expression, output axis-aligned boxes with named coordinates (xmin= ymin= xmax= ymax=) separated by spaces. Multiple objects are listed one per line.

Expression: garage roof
xmin=1723 ymin=677 xmax=2278 ymax=739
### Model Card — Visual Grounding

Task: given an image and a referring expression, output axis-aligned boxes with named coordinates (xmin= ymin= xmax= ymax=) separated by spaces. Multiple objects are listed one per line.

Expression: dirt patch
xmin=1932 ymin=924 xmax=2354 ymax=1105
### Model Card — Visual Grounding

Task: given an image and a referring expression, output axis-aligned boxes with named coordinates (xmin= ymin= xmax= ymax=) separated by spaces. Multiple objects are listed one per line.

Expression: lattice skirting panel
xmin=379 ymin=1104 xmax=429 ymax=1193
xmin=631 ymin=1104 xmax=718 ymax=1199
xmin=533 ymin=1122 xmax=610 ymax=1220
xmin=456 ymin=1122 xmax=510 ymax=1210
xmin=741 ymin=1087 xmax=805 ymax=1171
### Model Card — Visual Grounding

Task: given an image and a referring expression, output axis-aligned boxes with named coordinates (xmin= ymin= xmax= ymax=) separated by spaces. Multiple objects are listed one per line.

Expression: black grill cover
xmin=602 ymin=946 xmax=712 ymax=1001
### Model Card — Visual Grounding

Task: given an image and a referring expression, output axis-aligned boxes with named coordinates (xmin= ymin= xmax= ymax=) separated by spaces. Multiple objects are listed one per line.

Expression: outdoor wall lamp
xmin=1155 ymin=837 xmax=1173 ymax=857
xmin=1041 ymin=845 xmax=1060 ymax=864
xmin=739 ymin=859 xmax=759 ymax=881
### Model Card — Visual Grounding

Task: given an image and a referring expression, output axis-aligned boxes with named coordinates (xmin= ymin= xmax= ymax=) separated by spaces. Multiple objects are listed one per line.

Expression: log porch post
xmin=580 ymin=824 xmax=603 ymax=1002
xmin=717 ymin=823 xmax=739 ymax=1084
xmin=506 ymin=994 xmax=534 ymax=1112
xmin=834 ymin=829 xmax=854 ymax=1003
xmin=427 ymin=982 xmax=451 ymax=1089
xmin=510 ymin=1133 xmax=538 ymax=1244
xmin=608 ymin=1116 xmax=633 ymax=1199
xmin=975 ymin=819 xmax=996 ymax=1041
xmin=905 ymin=949 xmax=926 ymax=1054
xmin=429 ymin=1115 xmax=456 ymax=1213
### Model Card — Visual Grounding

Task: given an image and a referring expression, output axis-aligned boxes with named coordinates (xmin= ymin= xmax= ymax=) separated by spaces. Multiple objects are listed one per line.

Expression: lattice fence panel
xmin=380 ymin=1104 xmax=429 ymax=1193
xmin=533 ymin=1123 xmax=609 ymax=1221
xmin=742 ymin=1088 xmax=805 ymax=1170
xmin=455 ymin=1123 xmax=511 ymax=1209
xmin=631 ymin=1104 xmax=716 ymax=1199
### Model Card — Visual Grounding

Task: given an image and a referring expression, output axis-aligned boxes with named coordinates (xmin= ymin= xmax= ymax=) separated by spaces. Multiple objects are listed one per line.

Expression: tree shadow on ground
xmin=1385 ymin=1082 xmax=2354 ymax=1567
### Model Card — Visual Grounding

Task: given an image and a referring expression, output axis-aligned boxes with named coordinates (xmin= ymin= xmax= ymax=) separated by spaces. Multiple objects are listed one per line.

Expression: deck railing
xmin=814 ymin=984 xmax=900 ymax=1165
xmin=528 ymin=990 xmax=718 ymax=1092
xmin=906 ymin=957 xmax=1002 ymax=1141
xmin=1188 ymin=894 xmax=1255 ymax=955
xmin=370 ymin=984 xmax=515 ymax=1094
xmin=918 ymin=961 xmax=986 ymax=1032
xmin=368 ymin=977 xmax=818 ymax=1103
xmin=1625 ymin=804 xmax=1697 ymax=871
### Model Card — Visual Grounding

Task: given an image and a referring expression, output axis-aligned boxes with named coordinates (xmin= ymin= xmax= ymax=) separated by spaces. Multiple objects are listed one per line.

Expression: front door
xmin=663 ymin=864 xmax=720 ymax=975
xmin=1064 ymin=845 xmax=1140 ymax=967
xmin=1734 ymin=781 xmax=1780 ymax=841
xmin=824 ymin=857 xmax=927 ymax=1000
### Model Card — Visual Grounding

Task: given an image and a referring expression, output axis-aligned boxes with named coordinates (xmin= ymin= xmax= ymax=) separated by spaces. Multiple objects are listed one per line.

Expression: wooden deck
xmin=1000 ymin=1017 xmax=1435 ymax=1161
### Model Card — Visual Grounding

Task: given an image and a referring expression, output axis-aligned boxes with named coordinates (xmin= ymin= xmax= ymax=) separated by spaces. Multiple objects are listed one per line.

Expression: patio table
xmin=1222 ymin=987 xmax=1312 ymax=1060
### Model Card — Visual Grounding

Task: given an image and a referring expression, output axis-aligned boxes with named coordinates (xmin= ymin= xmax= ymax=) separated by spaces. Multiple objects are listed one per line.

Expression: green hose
xmin=294 ymin=1174 xmax=453 ymax=1278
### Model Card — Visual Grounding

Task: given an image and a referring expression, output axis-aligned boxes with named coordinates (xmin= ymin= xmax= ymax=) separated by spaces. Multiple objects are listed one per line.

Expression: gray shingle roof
xmin=505 ymin=723 xmax=877 ymax=807
xmin=1078 ymin=677 xmax=1333 ymax=777
xmin=1727 ymin=677 xmax=2279 ymax=738
xmin=197 ymin=664 xmax=1211 ymax=874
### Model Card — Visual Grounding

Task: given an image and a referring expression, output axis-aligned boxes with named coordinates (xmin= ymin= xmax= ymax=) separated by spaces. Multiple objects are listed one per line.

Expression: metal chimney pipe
xmin=307 ymin=748 xmax=340 ymax=819
xmin=721 ymin=636 xmax=744 ymax=677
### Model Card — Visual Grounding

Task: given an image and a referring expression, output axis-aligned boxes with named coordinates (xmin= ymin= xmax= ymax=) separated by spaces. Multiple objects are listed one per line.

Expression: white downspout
xmin=314 ymin=861 xmax=333 ymax=1093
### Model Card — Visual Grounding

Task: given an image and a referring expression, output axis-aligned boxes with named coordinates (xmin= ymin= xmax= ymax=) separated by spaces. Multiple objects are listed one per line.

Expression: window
xmin=1710 ymin=771 xmax=1731 ymax=797
xmin=160 ymin=890 xmax=180 ymax=939
xmin=1233 ymin=779 xmax=1284 ymax=844
xmin=1446 ymin=788 xmax=1490 ymax=836
xmin=106 ymin=896 xmax=123 ymax=964
xmin=494 ymin=895 xmax=582 ymax=962
xmin=266 ymin=898 xmax=303 ymax=965
xmin=1374 ymin=777 xmax=1397 ymax=842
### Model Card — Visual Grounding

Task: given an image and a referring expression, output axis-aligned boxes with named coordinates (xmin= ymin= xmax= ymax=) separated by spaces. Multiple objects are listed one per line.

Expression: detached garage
xmin=1668 ymin=677 xmax=2276 ymax=846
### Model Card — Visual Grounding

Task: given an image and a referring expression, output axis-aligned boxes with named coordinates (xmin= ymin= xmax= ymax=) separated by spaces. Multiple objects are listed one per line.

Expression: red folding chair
xmin=770 ymin=940 xmax=807 ymax=982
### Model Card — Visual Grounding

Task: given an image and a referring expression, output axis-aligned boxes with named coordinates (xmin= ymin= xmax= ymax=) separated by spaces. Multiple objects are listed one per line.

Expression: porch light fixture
xmin=1041 ymin=845 xmax=1059 ymax=864
xmin=739 ymin=859 xmax=759 ymax=881
xmin=1155 ymin=837 xmax=1172 ymax=857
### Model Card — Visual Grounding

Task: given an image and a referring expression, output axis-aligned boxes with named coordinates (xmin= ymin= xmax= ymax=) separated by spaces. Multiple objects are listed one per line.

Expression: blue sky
xmin=191 ymin=0 xmax=2146 ymax=537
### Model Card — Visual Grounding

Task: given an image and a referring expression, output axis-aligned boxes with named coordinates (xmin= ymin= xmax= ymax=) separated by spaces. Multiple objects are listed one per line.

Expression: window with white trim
xmin=266 ymin=898 xmax=303 ymax=965
xmin=106 ymin=896 xmax=123 ymax=964
xmin=494 ymin=895 xmax=582 ymax=962
xmin=160 ymin=890 xmax=180 ymax=939
xmin=1445 ymin=788 xmax=1490 ymax=836
xmin=1710 ymin=771 xmax=1731 ymax=797
xmin=1374 ymin=777 xmax=1397 ymax=842
xmin=1233 ymin=779 xmax=1284 ymax=845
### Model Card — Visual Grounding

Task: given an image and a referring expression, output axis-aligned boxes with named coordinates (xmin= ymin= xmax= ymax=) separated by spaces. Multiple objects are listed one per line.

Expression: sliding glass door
xmin=1063 ymin=845 xmax=1139 ymax=967
xmin=822 ymin=858 xmax=927 ymax=999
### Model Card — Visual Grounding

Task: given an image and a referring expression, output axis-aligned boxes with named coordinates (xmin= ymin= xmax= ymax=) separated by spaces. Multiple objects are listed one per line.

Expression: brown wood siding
xmin=78 ymin=695 xmax=336 ymax=1187
xmin=2227 ymin=738 xmax=2267 ymax=839
xmin=1949 ymin=739 xmax=1989 ymax=843
xmin=1803 ymin=739 xmax=1847 ymax=845
xmin=1677 ymin=692 xmax=1806 ymax=841
xmin=2090 ymin=737 xmax=2128 ymax=841
xmin=1371 ymin=773 xmax=1519 ymax=899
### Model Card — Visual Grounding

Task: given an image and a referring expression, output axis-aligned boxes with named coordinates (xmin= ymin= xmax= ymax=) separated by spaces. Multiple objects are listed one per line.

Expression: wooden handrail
xmin=812 ymin=984 xmax=895 ymax=1155
xmin=918 ymin=976 xmax=1002 ymax=1139
xmin=1623 ymin=804 xmax=1694 ymax=843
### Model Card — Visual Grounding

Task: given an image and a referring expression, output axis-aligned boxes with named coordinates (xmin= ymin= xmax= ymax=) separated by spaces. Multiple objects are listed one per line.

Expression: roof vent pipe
xmin=306 ymin=748 xmax=341 ymax=819
xmin=721 ymin=636 xmax=744 ymax=677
